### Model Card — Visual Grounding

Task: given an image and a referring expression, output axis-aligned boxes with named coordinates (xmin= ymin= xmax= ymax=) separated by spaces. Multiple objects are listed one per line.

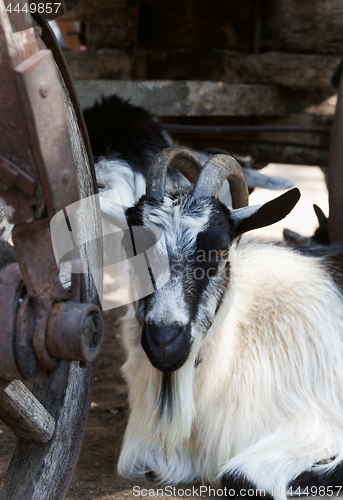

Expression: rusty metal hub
xmin=0 ymin=259 xmax=103 ymax=385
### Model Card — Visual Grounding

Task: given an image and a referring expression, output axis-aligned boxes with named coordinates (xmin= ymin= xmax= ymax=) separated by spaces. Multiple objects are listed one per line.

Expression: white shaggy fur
xmin=118 ymin=240 xmax=343 ymax=498
xmin=96 ymin=159 xmax=146 ymax=208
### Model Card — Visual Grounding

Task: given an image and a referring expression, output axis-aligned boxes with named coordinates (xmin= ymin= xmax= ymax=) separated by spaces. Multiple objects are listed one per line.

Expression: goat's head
xmin=124 ymin=148 xmax=300 ymax=372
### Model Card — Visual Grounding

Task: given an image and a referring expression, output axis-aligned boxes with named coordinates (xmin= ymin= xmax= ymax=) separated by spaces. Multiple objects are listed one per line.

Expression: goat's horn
xmin=146 ymin=147 xmax=203 ymax=201
xmin=193 ymin=154 xmax=249 ymax=209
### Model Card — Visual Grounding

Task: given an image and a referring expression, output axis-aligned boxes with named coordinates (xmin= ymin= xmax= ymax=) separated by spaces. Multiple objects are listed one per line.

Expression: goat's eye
xmin=218 ymin=249 xmax=229 ymax=258
xmin=209 ymin=249 xmax=229 ymax=263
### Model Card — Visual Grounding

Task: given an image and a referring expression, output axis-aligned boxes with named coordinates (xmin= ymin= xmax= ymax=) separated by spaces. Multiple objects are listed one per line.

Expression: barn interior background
xmin=58 ymin=0 xmax=342 ymax=242
xmin=61 ymin=0 xmax=338 ymax=167
xmin=0 ymin=0 xmax=342 ymax=499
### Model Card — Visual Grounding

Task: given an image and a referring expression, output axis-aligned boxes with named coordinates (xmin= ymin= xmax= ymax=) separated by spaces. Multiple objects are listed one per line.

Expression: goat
xmin=112 ymin=149 xmax=343 ymax=499
xmin=284 ymin=204 xmax=329 ymax=246
xmin=84 ymin=97 xmax=343 ymax=499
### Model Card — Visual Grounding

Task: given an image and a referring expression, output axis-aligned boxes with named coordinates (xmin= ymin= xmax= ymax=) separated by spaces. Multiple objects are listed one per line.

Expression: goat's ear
xmin=231 ymin=188 xmax=300 ymax=239
xmin=242 ymin=167 xmax=294 ymax=190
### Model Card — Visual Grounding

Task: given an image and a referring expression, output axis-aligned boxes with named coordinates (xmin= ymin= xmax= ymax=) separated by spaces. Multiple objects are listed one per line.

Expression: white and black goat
xmin=84 ymin=97 xmax=343 ymax=499
xmin=284 ymin=204 xmax=329 ymax=246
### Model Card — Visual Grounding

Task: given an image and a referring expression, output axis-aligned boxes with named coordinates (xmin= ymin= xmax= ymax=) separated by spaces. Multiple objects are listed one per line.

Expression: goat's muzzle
xmin=142 ymin=322 xmax=192 ymax=372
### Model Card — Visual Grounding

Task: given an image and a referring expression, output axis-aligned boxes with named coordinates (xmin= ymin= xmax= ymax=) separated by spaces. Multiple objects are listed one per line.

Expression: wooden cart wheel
xmin=0 ymin=6 xmax=102 ymax=500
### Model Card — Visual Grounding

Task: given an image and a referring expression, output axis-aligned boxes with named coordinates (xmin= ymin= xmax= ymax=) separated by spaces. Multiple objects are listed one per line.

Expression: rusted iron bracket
xmin=0 ymin=259 xmax=102 ymax=385
xmin=0 ymin=14 xmax=103 ymax=386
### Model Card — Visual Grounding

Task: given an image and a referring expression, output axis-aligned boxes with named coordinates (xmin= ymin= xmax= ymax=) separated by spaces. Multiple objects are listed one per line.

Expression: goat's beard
xmin=149 ymin=353 xmax=196 ymax=458
xmin=119 ymin=306 xmax=202 ymax=480
xmin=158 ymin=372 xmax=174 ymax=419
xmin=121 ymin=345 xmax=197 ymax=464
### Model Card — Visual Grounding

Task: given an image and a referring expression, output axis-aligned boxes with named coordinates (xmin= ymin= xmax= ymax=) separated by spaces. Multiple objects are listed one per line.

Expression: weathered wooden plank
xmin=250 ymin=143 xmax=329 ymax=168
xmin=65 ymin=49 xmax=341 ymax=90
xmin=75 ymin=79 xmax=338 ymax=120
xmin=222 ymin=53 xmax=341 ymax=90
xmin=0 ymin=363 xmax=96 ymax=500
xmin=63 ymin=49 xmax=136 ymax=80
xmin=148 ymin=51 xmax=341 ymax=90
xmin=261 ymin=0 xmax=343 ymax=54
xmin=163 ymin=127 xmax=329 ymax=166
xmin=75 ymin=80 xmax=288 ymax=116
xmin=0 ymin=380 xmax=55 ymax=443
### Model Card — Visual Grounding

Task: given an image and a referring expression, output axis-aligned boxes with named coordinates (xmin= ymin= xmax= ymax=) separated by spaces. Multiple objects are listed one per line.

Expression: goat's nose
xmin=147 ymin=323 xmax=181 ymax=347
xmin=142 ymin=322 xmax=192 ymax=372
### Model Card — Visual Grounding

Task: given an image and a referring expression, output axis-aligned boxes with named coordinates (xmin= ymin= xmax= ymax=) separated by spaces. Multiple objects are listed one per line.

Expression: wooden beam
xmin=250 ymin=143 xmax=329 ymax=168
xmin=63 ymin=49 xmax=137 ymax=80
xmin=75 ymin=80 xmax=288 ymax=116
xmin=0 ymin=380 xmax=55 ymax=443
xmin=223 ymin=52 xmax=341 ymax=90
xmin=328 ymin=64 xmax=343 ymax=244
xmin=148 ymin=51 xmax=341 ymax=90
xmin=261 ymin=0 xmax=343 ymax=54
xmin=64 ymin=49 xmax=341 ymax=90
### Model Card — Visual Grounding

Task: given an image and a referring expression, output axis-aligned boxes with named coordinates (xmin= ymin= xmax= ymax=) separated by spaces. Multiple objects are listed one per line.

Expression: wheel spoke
xmin=0 ymin=380 xmax=55 ymax=444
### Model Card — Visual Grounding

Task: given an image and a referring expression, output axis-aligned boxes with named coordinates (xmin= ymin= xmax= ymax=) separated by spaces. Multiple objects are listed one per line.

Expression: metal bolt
xmin=62 ymin=170 xmax=70 ymax=185
xmin=39 ymin=82 xmax=50 ymax=98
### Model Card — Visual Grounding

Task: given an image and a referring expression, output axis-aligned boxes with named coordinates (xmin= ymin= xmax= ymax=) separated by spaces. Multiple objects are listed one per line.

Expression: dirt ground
xmin=66 ymin=306 xmax=135 ymax=500
xmin=0 ymin=307 xmax=204 ymax=500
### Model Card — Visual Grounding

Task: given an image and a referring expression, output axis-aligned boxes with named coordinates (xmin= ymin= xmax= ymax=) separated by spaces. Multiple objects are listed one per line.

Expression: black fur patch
xmin=125 ymin=197 xmax=145 ymax=226
xmin=194 ymin=355 xmax=202 ymax=367
xmin=289 ymin=461 xmax=343 ymax=490
xmin=158 ymin=372 xmax=174 ymax=419
xmin=83 ymin=95 xmax=171 ymax=176
xmin=222 ymin=472 xmax=270 ymax=497
xmin=312 ymin=223 xmax=329 ymax=245
xmin=180 ymin=198 xmax=232 ymax=323
xmin=0 ymin=239 xmax=16 ymax=273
